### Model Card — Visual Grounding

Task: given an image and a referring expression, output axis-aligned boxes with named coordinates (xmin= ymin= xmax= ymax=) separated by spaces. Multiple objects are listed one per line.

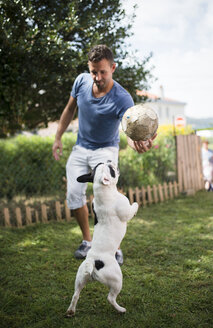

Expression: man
xmin=52 ymin=45 xmax=156 ymax=265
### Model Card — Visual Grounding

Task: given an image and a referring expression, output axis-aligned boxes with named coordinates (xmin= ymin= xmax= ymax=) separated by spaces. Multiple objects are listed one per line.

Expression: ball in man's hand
xmin=122 ymin=104 xmax=159 ymax=141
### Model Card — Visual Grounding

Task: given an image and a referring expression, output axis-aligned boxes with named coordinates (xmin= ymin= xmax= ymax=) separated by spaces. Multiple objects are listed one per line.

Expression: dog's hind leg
xmin=106 ymin=271 xmax=126 ymax=313
xmin=66 ymin=283 xmax=85 ymax=316
xmin=96 ymin=260 xmax=126 ymax=313
xmin=107 ymin=283 xmax=126 ymax=313
xmin=66 ymin=261 xmax=92 ymax=317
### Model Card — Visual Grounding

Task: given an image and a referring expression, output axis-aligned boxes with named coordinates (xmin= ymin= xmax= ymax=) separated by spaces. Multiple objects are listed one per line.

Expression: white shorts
xmin=66 ymin=145 xmax=119 ymax=209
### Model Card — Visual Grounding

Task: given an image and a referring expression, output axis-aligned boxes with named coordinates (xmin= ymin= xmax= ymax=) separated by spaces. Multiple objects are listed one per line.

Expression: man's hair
xmin=88 ymin=45 xmax=114 ymax=64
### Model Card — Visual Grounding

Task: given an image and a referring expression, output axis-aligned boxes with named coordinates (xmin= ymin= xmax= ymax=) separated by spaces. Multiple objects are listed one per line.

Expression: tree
xmin=0 ymin=0 xmax=153 ymax=137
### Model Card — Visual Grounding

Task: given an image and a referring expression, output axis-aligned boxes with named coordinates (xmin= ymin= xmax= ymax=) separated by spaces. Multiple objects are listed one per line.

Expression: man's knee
xmin=66 ymin=191 xmax=87 ymax=210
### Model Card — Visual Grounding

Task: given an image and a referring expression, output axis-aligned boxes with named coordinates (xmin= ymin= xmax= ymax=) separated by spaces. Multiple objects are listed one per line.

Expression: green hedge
xmin=118 ymin=134 xmax=176 ymax=190
xmin=0 ymin=132 xmax=176 ymax=199
xmin=0 ymin=133 xmax=76 ymax=199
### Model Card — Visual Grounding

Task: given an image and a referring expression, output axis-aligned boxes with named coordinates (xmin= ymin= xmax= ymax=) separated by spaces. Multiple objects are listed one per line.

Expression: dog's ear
xmin=77 ymin=163 xmax=104 ymax=183
xmin=77 ymin=173 xmax=94 ymax=183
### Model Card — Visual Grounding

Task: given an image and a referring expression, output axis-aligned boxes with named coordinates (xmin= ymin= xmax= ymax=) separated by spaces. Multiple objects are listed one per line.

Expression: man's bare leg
xmin=73 ymin=204 xmax=92 ymax=242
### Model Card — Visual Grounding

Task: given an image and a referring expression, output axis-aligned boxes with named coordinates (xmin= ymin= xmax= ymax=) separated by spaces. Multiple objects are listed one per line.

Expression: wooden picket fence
xmin=176 ymin=134 xmax=204 ymax=193
xmin=128 ymin=181 xmax=179 ymax=206
xmin=2 ymin=181 xmax=180 ymax=228
xmin=2 ymin=200 xmax=76 ymax=228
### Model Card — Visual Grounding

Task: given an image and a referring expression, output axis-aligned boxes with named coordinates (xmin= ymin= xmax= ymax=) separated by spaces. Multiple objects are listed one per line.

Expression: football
xmin=121 ymin=104 xmax=159 ymax=141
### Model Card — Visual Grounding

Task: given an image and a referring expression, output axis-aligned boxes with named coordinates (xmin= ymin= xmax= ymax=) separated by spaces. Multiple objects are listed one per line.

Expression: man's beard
xmin=94 ymin=80 xmax=105 ymax=90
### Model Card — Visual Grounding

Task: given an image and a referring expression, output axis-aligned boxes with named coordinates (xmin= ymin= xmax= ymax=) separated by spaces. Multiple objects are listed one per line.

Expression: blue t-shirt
xmin=71 ymin=73 xmax=134 ymax=149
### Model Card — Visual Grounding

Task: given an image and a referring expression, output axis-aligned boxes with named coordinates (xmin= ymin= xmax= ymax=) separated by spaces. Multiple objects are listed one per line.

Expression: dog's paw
xmin=132 ymin=202 xmax=139 ymax=215
xmin=117 ymin=306 xmax=126 ymax=313
xmin=65 ymin=309 xmax=75 ymax=318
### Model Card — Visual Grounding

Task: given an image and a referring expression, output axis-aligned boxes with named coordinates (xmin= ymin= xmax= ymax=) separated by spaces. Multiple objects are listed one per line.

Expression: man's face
xmin=88 ymin=59 xmax=116 ymax=90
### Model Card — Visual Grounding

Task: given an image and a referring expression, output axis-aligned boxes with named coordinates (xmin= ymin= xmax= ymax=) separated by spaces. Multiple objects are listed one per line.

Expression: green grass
xmin=1 ymin=191 xmax=213 ymax=328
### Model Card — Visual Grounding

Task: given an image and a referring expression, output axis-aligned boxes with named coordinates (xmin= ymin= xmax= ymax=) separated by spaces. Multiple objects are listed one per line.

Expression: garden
xmin=1 ymin=191 xmax=213 ymax=328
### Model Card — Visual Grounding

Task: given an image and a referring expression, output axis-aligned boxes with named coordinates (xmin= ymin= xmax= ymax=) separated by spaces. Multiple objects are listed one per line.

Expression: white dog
xmin=66 ymin=161 xmax=138 ymax=316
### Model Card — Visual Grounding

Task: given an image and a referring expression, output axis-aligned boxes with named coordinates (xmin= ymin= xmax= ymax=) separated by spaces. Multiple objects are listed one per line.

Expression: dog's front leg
xmin=129 ymin=202 xmax=139 ymax=219
xmin=116 ymin=201 xmax=139 ymax=222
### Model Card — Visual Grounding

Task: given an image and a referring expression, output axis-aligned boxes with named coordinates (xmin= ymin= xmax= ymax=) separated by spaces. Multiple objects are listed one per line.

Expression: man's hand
xmin=52 ymin=139 xmax=63 ymax=160
xmin=128 ymin=133 xmax=157 ymax=153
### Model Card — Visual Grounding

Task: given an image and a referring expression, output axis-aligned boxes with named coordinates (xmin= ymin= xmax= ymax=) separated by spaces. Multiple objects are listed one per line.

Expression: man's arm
xmin=52 ymin=96 xmax=77 ymax=160
xmin=127 ymin=133 xmax=157 ymax=153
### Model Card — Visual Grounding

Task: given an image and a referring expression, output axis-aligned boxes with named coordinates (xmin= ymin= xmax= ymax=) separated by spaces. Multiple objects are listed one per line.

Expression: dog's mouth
xmin=102 ymin=177 xmax=110 ymax=185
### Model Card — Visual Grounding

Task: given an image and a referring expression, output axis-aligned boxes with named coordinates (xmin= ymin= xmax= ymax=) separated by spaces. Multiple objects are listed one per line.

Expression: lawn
xmin=1 ymin=191 xmax=213 ymax=328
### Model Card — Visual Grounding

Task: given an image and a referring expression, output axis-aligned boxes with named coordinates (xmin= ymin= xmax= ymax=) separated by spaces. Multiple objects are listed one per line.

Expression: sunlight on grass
xmin=17 ymin=239 xmax=41 ymax=247
xmin=68 ymin=226 xmax=82 ymax=236
xmin=68 ymin=225 xmax=94 ymax=236
xmin=200 ymin=254 xmax=213 ymax=265
xmin=184 ymin=253 xmax=213 ymax=280
xmin=132 ymin=218 xmax=157 ymax=226
xmin=199 ymin=234 xmax=213 ymax=240
xmin=206 ymin=216 xmax=213 ymax=228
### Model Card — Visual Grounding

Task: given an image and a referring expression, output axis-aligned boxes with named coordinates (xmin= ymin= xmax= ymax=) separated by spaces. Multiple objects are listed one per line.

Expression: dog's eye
xmin=108 ymin=165 xmax=116 ymax=178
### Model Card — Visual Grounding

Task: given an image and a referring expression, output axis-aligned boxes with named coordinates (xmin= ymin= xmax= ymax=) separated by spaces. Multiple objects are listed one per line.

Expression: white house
xmin=136 ymin=86 xmax=187 ymax=125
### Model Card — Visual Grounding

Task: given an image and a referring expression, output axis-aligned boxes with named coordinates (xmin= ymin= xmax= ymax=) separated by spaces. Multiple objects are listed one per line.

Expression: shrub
xmin=118 ymin=133 xmax=176 ymax=190
xmin=0 ymin=133 xmax=76 ymax=199
xmin=119 ymin=132 xmax=128 ymax=150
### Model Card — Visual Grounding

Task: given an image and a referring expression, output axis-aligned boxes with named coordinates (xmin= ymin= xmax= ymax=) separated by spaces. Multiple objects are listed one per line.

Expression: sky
xmin=123 ymin=0 xmax=213 ymax=118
